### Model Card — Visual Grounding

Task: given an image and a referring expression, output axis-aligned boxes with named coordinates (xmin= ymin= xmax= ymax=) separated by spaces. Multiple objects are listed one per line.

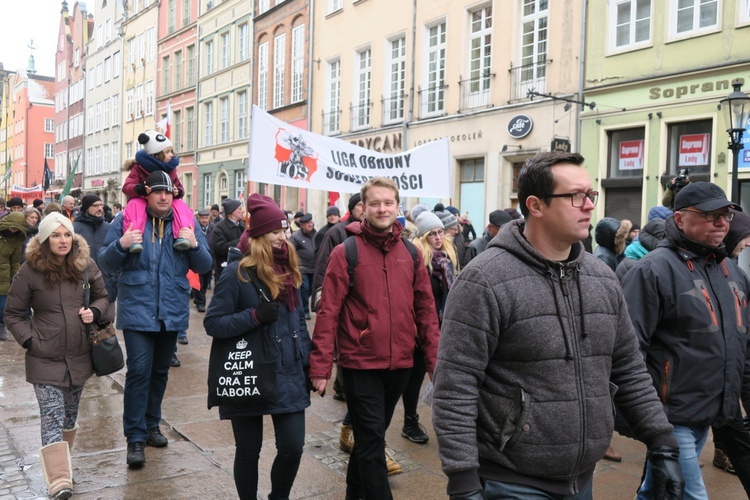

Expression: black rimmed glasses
xmin=426 ymin=229 xmax=445 ymax=239
xmin=544 ymin=191 xmax=599 ymax=207
xmin=679 ymin=209 xmax=735 ymax=222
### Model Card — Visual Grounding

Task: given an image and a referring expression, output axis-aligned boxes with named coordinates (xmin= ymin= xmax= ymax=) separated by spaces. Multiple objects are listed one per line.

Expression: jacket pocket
xmin=31 ymin=326 xmax=62 ymax=359
xmin=498 ymin=387 xmax=532 ymax=451
xmin=119 ymin=270 xmax=150 ymax=286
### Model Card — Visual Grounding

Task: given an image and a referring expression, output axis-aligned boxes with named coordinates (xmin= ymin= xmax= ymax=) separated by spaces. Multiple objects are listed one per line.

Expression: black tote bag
xmin=207 ymin=269 xmax=278 ymax=410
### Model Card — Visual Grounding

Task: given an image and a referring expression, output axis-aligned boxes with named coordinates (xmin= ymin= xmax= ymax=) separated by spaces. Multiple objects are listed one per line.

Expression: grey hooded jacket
xmin=432 ymin=219 xmax=675 ymax=496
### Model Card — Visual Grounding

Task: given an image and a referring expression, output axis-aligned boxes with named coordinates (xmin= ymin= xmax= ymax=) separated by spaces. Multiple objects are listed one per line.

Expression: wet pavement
xmin=0 ymin=292 xmax=746 ymax=499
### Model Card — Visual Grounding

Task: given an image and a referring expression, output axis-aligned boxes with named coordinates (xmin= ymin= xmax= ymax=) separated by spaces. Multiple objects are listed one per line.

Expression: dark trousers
xmin=342 ymin=367 xmax=410 ymax=500
xmin=230 ymin=411 xmax=305 ymax=500
xmin=300 ymin=273 xmax=313 ymax=315
xmin=193 ymin=272 xmax=212 ymax=308
xmin=401 ymin=347 xmax=427 ymax=418
xmin=712 ymin=419 xmax=750 ymax=495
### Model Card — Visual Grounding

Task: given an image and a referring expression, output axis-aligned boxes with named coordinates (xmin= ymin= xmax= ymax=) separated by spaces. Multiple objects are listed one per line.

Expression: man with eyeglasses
xmin=622 ymin=182 xmax=750 ymax=499
xmin=433 ymin=152 xmax=683 ymax=500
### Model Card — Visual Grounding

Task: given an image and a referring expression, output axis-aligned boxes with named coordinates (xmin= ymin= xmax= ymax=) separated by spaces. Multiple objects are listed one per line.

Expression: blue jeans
xmin=637 ymin=424 xmax=709 ymax=500
xmin=300 ymin=273 xmax=312 ymax=315
xmin=122 ymin=328 xmax=177 ymax=444
xmin=484 ymin=478 xmax=593 ymax=499
xmin=0 ymin=294 xmax=7 ymax=323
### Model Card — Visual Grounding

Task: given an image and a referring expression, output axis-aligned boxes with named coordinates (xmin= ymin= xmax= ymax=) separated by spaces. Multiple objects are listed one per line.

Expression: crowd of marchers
xmin=3 ymin=144 xmax=750 ymax=500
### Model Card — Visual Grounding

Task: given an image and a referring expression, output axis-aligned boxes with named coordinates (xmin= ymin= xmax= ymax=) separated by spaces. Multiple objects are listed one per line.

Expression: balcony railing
xmin=381 ymin=94 xmax=406 ymax=125
xmin=322 ymin=108 xmax=340 ymax=136
xmin=459 ymin=73 xmax=494 ymax=112
xmin=350 ymin=102 xmax=371 ymax=131
xmin=418 ymin=84 xmax=448 ymax=119
xmin=509 ymin=60 xmax=550 ymax=102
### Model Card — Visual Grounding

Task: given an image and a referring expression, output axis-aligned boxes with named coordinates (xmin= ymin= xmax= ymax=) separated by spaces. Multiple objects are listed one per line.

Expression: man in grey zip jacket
xmin=433 ymin=152 xmax=682 ymax=499
xmin=622 ymin=182 xmax=750 ymax=498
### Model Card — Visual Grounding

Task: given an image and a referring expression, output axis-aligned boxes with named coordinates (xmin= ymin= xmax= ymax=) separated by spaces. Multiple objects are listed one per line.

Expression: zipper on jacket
xmin=733 ymin=289 xmax=744 ymax=329
xmin=292 ymin=331 xmax=301 ymax=360
xmin=558 ymin=264 xmax=570 ymax=296
xmin=276 ymin=335 xmax=284 ymax=364
xmin=700 ymin=286 xmax=719 ymax=327
xmin=661 ymin=361 xmax=670 ymax=403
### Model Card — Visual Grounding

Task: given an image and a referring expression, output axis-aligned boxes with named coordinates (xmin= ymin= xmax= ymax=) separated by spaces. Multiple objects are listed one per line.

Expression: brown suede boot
xmin=339 ymin=424 xmax=354 ymax=454
xmin=40 ymin=442 xmax=73 ymax=499
xmin=713 ymin=448 xmax=736 ymax=474
xmin=62 ymin=424 xmax=78 ymax=452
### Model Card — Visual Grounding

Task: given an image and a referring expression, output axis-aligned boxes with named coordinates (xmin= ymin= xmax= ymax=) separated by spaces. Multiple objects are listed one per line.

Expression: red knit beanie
xmin=247 ymin=193 xmax=288 ymax=238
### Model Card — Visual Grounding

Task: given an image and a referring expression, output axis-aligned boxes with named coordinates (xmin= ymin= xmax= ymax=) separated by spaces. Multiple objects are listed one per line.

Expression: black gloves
xmin=648 ymin=446 xmax=684 ymax=500
xmin=134 ymin=183 xmax=147 ymax=196
xmin=254 ymin=302 xmax=280 ymax=324
xmin=450 ymin=491 xmax=486 ymax=500
xmin=22 ymin=338 xmax=32 ymax=350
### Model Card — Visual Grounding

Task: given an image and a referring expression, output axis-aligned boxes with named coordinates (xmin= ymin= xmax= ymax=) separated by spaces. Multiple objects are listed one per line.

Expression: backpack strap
xmin=402 ymin=238 xmax=420 ymax=272
xmin=344 ymin=236 xmax=358 ymax=289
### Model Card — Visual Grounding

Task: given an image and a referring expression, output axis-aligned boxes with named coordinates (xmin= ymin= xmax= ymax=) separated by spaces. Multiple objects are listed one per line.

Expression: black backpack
xmin=343 ymin=235 xmax=419 ymax=289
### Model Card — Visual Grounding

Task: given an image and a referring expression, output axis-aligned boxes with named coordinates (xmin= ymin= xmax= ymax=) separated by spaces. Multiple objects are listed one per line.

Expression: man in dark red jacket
xmin=309 ymin=177 xmax=440 ymax=500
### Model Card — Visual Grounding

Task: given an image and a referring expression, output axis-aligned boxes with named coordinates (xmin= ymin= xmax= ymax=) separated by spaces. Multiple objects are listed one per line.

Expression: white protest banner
xmin=248 ymin=105 xmax=451 ymax=197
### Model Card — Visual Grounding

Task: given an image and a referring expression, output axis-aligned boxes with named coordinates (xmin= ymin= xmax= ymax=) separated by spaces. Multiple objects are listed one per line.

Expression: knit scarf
xmin=135 ymin=149 xmax=180 ymax=173
xmin=360 ymin=219 xmax=401 ymax=252
xmin=272 ymin=244 xmax=300 ymax=312
xmin=430 ymin=250 xmax=455 ymax=292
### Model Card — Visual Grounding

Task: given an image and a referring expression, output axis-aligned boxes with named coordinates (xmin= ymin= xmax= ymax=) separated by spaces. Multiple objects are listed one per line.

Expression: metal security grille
xmin=605 ymin=187 xmax=643 ymax=226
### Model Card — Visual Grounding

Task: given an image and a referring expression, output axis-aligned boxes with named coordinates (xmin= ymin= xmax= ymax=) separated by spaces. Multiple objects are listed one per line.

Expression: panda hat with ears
xmin=138 ymin=130 xmax=173 ymax=156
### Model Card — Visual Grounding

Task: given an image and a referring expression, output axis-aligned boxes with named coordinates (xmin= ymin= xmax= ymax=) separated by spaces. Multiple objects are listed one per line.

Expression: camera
xmin=668 ymin=168 xmax=690 ymax=192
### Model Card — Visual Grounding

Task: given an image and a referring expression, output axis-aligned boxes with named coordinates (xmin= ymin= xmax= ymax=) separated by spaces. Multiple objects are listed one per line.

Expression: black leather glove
xmin=450 ymin=491 xmax=486 ymax=500
xmin=22 ymin=338 xmax=32 ymax=350
xmin=254 ymin=302 xmax=280 ymax=324
xmin=648 ymin=446 xmax=684 ymax=500
xmin=134 ymin=183 xmax=147 ymax=196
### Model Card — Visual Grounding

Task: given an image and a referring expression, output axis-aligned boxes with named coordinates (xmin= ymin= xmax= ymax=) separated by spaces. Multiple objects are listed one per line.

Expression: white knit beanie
xmin=38 ymin=212 xmax=75 ymax=243
xmin=138 ymin=130 xmax=173 ymax=156
xmin=415 ymin=211 xmax=444 ymax=238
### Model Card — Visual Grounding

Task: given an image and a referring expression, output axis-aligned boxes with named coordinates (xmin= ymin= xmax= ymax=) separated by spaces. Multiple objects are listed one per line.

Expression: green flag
xmin=1 ymin=156 xmax=11 ymax=185
xmin=59 ymin=153 xmax=81 ymax=203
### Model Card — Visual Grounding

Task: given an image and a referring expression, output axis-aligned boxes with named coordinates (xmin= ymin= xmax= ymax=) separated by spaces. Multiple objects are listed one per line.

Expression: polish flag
xmin=328 ymin=191 xmax=340 ymax=207
xmin=156 ymin=101 xmax=172 ymax=139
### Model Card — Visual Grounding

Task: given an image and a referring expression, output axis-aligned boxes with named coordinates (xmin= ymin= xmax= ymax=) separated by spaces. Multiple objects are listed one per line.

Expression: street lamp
xmin=721 ymin=79 xmax=750 ymax=204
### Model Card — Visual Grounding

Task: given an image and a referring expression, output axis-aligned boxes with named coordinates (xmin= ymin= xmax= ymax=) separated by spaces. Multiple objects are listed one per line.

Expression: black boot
xmin=127 ymin=442 xmax=146 ymax=468
xmin=401 ymin=414 xmax=429 ymax=444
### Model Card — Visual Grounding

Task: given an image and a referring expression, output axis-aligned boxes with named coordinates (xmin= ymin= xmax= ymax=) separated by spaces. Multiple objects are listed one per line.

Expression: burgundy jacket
xmin=309 ymin=220 xmax=440 ymax=379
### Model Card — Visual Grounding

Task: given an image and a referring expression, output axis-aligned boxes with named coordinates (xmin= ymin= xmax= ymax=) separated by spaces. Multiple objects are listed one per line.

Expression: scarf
xmin=360 ymin=219 xmax=402 ymax=252
xmin=430 ymin=250 xmax=455 ymax=292
xmin=624 ymin=240 xmax=648 ymax=260
xmin=135 ymin=149 xmax=180 ymax=173
xmin=272 ymin=244 xmax=300 ymax=312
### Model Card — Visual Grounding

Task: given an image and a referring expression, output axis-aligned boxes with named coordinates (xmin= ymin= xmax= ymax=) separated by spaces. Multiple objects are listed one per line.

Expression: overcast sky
xmin=0 ymin=0 xmax=97 ymax=77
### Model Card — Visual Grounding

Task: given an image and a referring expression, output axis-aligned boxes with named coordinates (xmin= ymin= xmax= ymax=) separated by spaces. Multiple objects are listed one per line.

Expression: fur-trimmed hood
xmin=24 ymin=233 xmax=91 ymax=273
xmin=595 ymin=217 xmax=632 ymax=255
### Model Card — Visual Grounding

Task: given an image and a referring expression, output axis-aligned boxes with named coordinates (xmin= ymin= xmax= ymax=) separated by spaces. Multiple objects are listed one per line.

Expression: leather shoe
xmin=147 ymin=428 xmax=168 ymax=448
xmin=170 ymin=354 xmax=181 ymax=367
xmin=127 ymin=442 xmax=146 ymax=468
xmin=197 ymin=305 xmax=206 ymax=312
xmin=177 ymin=336 xmax=188 ymax=345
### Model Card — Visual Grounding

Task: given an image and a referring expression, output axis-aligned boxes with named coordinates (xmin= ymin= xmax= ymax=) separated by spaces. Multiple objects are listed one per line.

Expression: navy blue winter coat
xmin=203 ymin=259 xmax=311 ymax=419
xmin=97 ymin=211 xmax=212 ymax=332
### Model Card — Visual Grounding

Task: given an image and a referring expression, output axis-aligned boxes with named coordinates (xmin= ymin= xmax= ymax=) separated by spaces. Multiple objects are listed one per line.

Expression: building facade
xmin=581 ymin=0 xmax=750 ymax=225
xmin=83 ymin=0 xmax=125 ymax=205
xmin=309 ymin=0 xmax=585 ymax=226
xmin=196 ymin=0 xmax=252 ymax=210
xmin=157 ymin=0 xmax=200 ymax=210
xmin=0 ymin=65 xmax=17 ymax=198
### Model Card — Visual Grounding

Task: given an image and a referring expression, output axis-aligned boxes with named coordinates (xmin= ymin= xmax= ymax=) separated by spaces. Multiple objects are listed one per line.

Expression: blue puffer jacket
xmin=97 ymin=212 xmax=212 ymax=332
xmin=204 ymin=257 xmax=311 ymax=419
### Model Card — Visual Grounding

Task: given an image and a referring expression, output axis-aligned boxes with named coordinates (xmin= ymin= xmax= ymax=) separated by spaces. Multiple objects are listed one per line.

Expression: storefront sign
xmin=550 ymin=138 xmax=571 ymax=153
xmin=740 ymin=119 xmax=750 ymax=170
xmin=618 ymin=140 xmax=644 ymax=170
xmin=413 ymin=131 xmax=483 ymax=147
xmin=678 ymin=133 xmax=710 ymax=167
xmin=649 ymin=77 xmax=745 ymax=100
xmin=349 ymin=133 xmax=402 ymax=153
xmin=508 ymin=115 xmax=533 ymax=138
xmin=90 ymin=179 xmax=105 ymax=187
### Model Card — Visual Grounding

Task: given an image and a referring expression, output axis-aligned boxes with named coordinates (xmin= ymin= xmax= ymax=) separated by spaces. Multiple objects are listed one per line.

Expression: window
xmin=669 ymin=0 xmax=718 ymax=37
xmin=667 ymin=119 xmax=712 ymax=175
xmin=205 ymin=40 xmax=214 ymax=74
xmin=353 ymin=48 xmax=371 ymax=130
xmin=258 ymin=41 xmax=269 ymax=110
xmin=187 ymin=45 xmax=196 ymax=86
xmin=112 ymin=94 xmax=120 ymax=126
xmin=325 ymin=59 xmax=340 ymax=135
xmin=742 ymin=0 xmax=750 ymax=23
xmin=145 ymin=81 xmax=154 ymax=116
xmin=113 ymin=51 xmax=121 ymax=78
xmin=96 ymin=103 xmax=102 ymax=132
xmin=237 ymin=91 xmax=248 ymax=139
xmin=291 ymin=25 xmax=305 ymax=103
xmin=96 ymin=64 xmax=103 ymax=86
xmin=182 ymin=0 xmax=190 ymax=26
xmin=86 ymin=148 xmax=93 ymax=175
xmin=521 ymin=1 xmax=546 ymax=85
xmin=385 ymin=36 xmax=406 ymax=124
xmin=103 ymin=99 xmax=110 ymax=128
xmin=259 ymin=0 xmax=270 ymax=13
xmin=147 ymin=28 xmax=155 ymax=62
xmin=75 ymin=48 xmax=80 ymax=67
xmin=104 ymin=57 xmax=112 ymax=82
xmin=465 ymin=5 xmax=493 ymax=109
xmin=45 ymin=118 xmax=54 ymax=132
xmin=162 ymin=56 xmax=171 ymax=94
xmin=126 ymin=89 xmax=134 ymax=120
xmin=168 ymin=0 xmax=176 ymax=33
xmin=235 ymin=169 xmax=247 ymax=200
xmin=423 ymin=22 xmax=446 ymax=118
xmin=94 ymin=146 xmax=101 ymax=175
xmin=103 ymin=144 xmax=110 ymax=175
xmin=204 ymin=101 xmax=213 ymax=146
xmin=105 ymin=18 xmax=112 ymax=41
xmin=186 ymin=106 xmax=195 ymax=150
xmin=221 ymin=32 xmax=231 ymax=69
xmin=273 ymin=33 xmax=286 ymax=108
xmin=97 ymin=26 xmax=103 ymax=49
xmin=611 ymin=0 xmax=651 ymax=49
xmin=328 ymin=0 xmax=342 ymax=14
xmin=111 ymin=142 xmax=119 ymax=172
xmin=173 ymin=110 xmax=181 ymax=152
xmin=126 ymin=142 xmax=134 ymax=162
xmin=45 ymin=143 xmax=54 ymax=158
xmin=135 ymin=84 xmax=144 ymax=117
xmin=607 ymin=128 xmax=645 ymax=178
xmin=204 ymin=173 xmax=212 ymax=207
xmin=137 ymin=33 xmax=145 ymax=67
xmin=460 ymin=158 xmax=485 ymax=182
xmin=175 ymin=50 xmax=183 ymax=90
xmin=220 ymin=97 xmax=229 ymax=143
xmin=239 ymin=23 xmax=249 ymax=61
